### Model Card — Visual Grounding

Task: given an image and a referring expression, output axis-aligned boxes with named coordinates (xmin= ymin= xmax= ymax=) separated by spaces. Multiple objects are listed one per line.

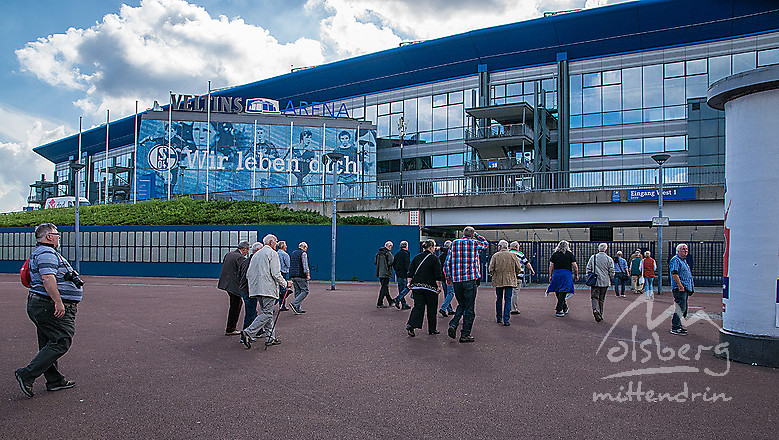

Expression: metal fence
xmin=478 ymin=240 xmax=722 ymax=287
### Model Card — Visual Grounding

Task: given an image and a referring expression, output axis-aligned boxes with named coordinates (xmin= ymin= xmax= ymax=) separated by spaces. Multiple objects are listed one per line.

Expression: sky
xmin=0 ymin=0 xmax=630 ymax=213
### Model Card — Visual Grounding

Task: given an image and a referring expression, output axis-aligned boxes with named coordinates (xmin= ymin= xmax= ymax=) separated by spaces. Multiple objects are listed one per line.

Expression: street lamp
xmin=178 ymin=162 xmax=187 ymax=196
xmin=652 ymin=153 xmax=671 ymax=296
xmin=398 ymin=117 xmax=407 ymax=197
xmin=69 ymin=156 xmax=85 ymax=273
xmin=326 ymin=151 xmax=344 ymax=291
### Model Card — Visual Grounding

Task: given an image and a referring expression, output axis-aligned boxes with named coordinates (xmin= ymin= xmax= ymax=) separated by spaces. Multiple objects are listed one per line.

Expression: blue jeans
xmin=241 ymin=292 xmax=258 ymax=330
xmin=613 ymin=275 xmax=626 ymax=296
xmin=449 ymin=280 xmax=478 ymax=337
xmin=395 ymin=277 xmax=409 ymax=305
xmin=17 ymin=294 xmax=76 ymax=385
xmin=671 ymin=288 xmax=688 ymax=330
xmin=495 ymin=287 xmax=513 ymax=323
xmin=440 ymin=284 xmax=455 ymax=313
xmin=644 ymin=277 xmax=654 ymax=298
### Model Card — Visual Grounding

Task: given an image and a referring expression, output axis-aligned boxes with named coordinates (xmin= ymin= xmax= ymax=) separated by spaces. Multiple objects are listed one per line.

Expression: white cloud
xmin=0 ymin=105 xmax=66 ymax=212
xmin=16 ymin=0 xmax=325 ymax=124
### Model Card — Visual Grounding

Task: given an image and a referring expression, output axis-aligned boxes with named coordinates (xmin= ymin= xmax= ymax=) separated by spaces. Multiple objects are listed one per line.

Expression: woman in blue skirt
xmin=547 ymin=240 xmax=579 ymax=317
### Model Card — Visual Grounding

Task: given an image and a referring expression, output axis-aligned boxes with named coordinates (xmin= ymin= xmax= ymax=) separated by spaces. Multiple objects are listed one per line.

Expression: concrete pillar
xmin=708 ymin=65 xmax=779 ymax=367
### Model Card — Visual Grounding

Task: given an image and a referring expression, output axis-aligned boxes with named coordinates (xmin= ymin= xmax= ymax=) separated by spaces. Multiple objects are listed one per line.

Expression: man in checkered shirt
xmin=444 ymin=226 xmax=489 ymax=343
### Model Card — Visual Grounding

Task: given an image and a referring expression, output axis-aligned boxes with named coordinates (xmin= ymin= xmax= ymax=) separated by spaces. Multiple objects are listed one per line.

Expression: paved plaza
xmin=1 ymin=274 xmax=776 ymax=439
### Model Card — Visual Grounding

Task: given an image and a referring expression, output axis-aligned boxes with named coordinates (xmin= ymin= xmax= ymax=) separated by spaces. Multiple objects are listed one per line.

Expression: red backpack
xmin=20 ymin=258 xmax=31 ymax=288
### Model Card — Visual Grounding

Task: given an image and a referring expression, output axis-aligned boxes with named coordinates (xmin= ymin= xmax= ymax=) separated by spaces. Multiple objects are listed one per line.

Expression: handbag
xmin=585 ymin=272 xmax=598 ymax=286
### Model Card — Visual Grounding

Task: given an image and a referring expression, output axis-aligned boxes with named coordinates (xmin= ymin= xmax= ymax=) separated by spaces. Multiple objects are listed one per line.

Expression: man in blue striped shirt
xmin=444 ymin=226 xmax=489 ymax=343
xmin=16 ymin=223 xmax=83 ymax=397
xmin=669 ymin=243 xmax=694 ymax=335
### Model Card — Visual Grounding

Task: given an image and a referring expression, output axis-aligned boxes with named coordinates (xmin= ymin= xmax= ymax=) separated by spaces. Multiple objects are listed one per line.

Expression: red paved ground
xmin=1 ymin=274 xmax=776 ymax=439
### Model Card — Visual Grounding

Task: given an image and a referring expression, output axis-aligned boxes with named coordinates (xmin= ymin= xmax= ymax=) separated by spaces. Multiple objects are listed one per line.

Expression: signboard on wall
xmin=627 ymin=187 xmax=696 ymax=201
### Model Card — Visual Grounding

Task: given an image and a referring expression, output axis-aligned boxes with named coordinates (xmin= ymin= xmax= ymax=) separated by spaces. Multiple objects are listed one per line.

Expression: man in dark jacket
xmin=238 ymin=242 xmax=263 ymax=330
xmin=392 ymin=241 xmax=412 ymax=310
xmin=218 ymin=241 xmax=249 ymax=335
xmin=374 ymin=241 xmax=395 ymax=308
xmin=288 ymin=242 xmax=310 ymax=315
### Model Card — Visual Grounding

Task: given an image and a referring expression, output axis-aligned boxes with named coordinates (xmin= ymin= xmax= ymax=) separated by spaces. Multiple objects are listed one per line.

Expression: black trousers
xmin=555 ymin=292 xmax=568 ymax=313
xmin=377 ymin=277 xmax=393 ymax=306
xmin=17 ymin=294 xmax=76 ymax=384
xmin=407 ymin=289 xmax=438 ymax=332
xmin=226 ymin=292 xmax=243 ymax=332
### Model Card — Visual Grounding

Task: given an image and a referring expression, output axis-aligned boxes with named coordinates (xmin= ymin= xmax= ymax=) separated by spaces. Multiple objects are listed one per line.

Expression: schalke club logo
xmin=147 ymin=145 xmax=178 ymax=171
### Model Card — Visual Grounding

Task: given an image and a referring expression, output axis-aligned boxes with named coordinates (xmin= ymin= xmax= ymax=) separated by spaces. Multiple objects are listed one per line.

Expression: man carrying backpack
xmin=16 ymin=223 xmax=83 ymax=398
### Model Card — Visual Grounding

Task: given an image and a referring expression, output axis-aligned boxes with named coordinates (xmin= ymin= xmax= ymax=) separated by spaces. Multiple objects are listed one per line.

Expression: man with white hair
xmin=240 ymin=234 xmax=292 ymax=348
xmin=488 ymin=240 xmax=522 ymax=326
xmin=585 ymin=243 xmax=616 ymax=322
xmin=238 ymin=242 xmax=264 ymax=331
xmin=288 ymin=241 xmax=310 ymax=315
xmin=374 ymin=241 xmax=395 ymax=308
xmin=669 ymin=243 xmax=694 ymax=335
xmin=438 ymin=240 xmax=455 ymax=316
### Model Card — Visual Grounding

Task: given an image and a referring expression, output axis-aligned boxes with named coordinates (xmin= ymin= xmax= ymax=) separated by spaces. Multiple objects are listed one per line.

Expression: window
xmin=622 ymin=67 xmax=642 ymax=109
xmin=602 ymin=84 xmax=621 ymax=112
xmin=390 ymin=100 xmax=403 ymax=114
xmin=377 ymin=159 xmax=400 ymax=173
xmin=378 ymin=102 xmax=390 ymax=115
xmin=664 ymin=62 xmax=684 ymax=78
xmin=448 ymin=91 xmax=463 ymax=105
xmin=583 ymin=142 xmax=601 ymax=157
xmin=432 ymin=155 xmax=447 ymax=168
xmin=709 ymin=55 xmax=731 ymax=84
xmin=603 ymin=140 xmax=621 ymax=155
xmin=570 ymin=143 xmax=583 ymax=158
xmin=417 ymin=96 xmax=432 ymax=131
xmin=603 ymin=70 xmax=621 ymax=85
xmin=623 ymin=138 xmax=642 ymax=154
xmin=447 ymin=153 xmax=464 ymax=167
xmin=686 ymin=59 xmax=707 ymax=75
xmin=733 ymin=52 xmax=755 ymax=74
xmin=643 ymin=64 xmax=663 ymax=107
xmin=643 ymin=137 xmax=664 ymax=153
xmin=758 ymin=48 xmax=779 ymax=67
xmin=665 ymin=136 xmax=686 ymax=152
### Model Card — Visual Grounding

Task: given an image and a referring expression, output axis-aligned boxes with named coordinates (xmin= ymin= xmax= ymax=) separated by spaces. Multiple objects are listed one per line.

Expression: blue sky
xmin=0 ymin=0 xmax=625 ymax=212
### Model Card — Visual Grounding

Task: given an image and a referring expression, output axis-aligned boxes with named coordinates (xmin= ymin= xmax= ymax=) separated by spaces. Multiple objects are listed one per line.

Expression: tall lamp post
xmin=69 ymin=156 xmax=85 ymax=273
xmin=652 ymin=153 xmax=671 ymax=296
xmin=398 ymin=117 xmax=407 ymax=198
xmin=326 ymin=151 xmax=344 ymax=291
xmin=178 ymin=162 xmax=187 ymax=196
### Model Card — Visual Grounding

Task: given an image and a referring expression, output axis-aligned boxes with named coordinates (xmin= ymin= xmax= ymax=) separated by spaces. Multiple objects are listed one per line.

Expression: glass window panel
xmin=603 ymin=111 xmax=622 ymax=126
xmin=665 ymin=135 xmax=686 ymax=151
xmin=506 ymin=82 xmax=522 ymax=97
xmin=390 ymin=115 xmax=401 ymax=137
xmin=418 ymin=131 xmax=432 ymax=144
xmin=664 ymin=62 xmax=684 ymax=78
xmin=643 ymin=107 xmax=663 ymax=122
xmin=492 ymin=97 xmax=505 ymax=106
xmin=522 ymin=81 xmax=535 ymax=95
xmin=570 ymin=143 xmax=583 ymax=158
xmin=377 ymin=115 xmax=391 ymax=137
xmin=448 ymin=91 xmax=463 ymax=104
xmin=582 ymin=87 xmax=601 ymax=113
xmin=622 ymin=67 xmax=642 ymax=109
xmin=464 ymin=89 xmax=476 ymax=108
xmin=432 ymin=106 xmax=447 ymax=131
xmin=582 ymin=72 xmax=601 ymax=87
xmin=448 ymin=127 xmax=463 ymax=141
xmin=603 ymin=69 xmax=621 ymax=85
xmin=570 ymin=74 xmax=583 ymax=115
xmin=432 ymin=155 xmax=447 ymax=168
xmin=583 ymin=142 xmax=602 ymax=157
xmin=663 ymin=77 xmax=685 ymax=106
xmin=570 ymin=115 xmax=583 ymax=129
xmin=708 ymin=55 xmax=731 ymax=84
xmin=448 ymin=104 xmax=463 ymax=128
xmin=664 ymin=105 xmax=686 ymax=120
xmin=432 ymin=129 xmax=448 ymax=143
xmin=491 ymin=86 xmax=505 ymax=99
xmin=583 ymin=113 xmax=602 ymax=127
xmin=390 ymin=100 xmax=403 ymax=114
xmin=541 ymin=78 xmax=556 ymax=91
xmin=447 ymin=153 xmax=463 ymax=167
xmin=545 ymin=92 xmax=556 ymax=110
xmin=602 ymin=84 xmax=621 ymax=112
xmin=378 ymin=102 xmax=390 ymax=115
xmin=417 ymin=156 xmax=432 ymax=170
xmin=733 ymin=52 xmax=755 ymax=74
xmin=193 ymin=231 xmax=202 ymax=247
xmin=686 ymin=59 xmax=707 ymax=75
xmin=523 ymin=93 xmax=536 ymax=107
xmin=351 ymin=106 xmax=364 ymax=120
xmin=505 ymin=96 xmax=522 ymax=104
xmin=365 ymin=105 xmax=377 ymax=124
xmin=404 ymin=98 xmax=418 ymax=133
xmin=686 ymin=75 xmax=708 ymax=99
xmin=402 ymin=158 xmax=416 ymax=171
xmin=603 ymin=140 xmax=621 ymax=155
xmin=643 ymin=64 xmax=663 ymax=107
xmin=643 ymin=136 xmax=664 ymax=153
xmin=418 ymin=96 xmax=432 ymax=131
xmin=623 ymin=138 xmax=642 ymax=154
xmin=757 ymin=48 xmax=779 ymax=67
xmin=212 ymin=248 xmax=221 ymax=263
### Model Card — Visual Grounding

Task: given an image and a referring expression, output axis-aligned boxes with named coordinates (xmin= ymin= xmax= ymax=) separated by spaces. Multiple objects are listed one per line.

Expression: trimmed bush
xmin=0 ymin=198 xmax=390 ymax=227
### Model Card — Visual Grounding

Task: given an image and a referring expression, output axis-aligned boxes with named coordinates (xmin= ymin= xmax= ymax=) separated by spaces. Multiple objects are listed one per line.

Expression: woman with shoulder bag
xmin=613 ymin=251 xmax=629 ymax=298
xmin=405 ymin=239 xmax=445 ymax=336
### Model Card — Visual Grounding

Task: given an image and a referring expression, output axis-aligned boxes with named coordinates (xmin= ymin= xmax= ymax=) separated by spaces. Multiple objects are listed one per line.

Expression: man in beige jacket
xmin=488 ymin=240 xmax=522 ymax=326
xmin=241 ymin=234 xmax=292 ymax=349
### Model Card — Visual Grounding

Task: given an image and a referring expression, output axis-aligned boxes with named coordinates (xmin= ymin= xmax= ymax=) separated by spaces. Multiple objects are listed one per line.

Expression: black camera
xmin=64 ymin=270 xmax=85 ymax=288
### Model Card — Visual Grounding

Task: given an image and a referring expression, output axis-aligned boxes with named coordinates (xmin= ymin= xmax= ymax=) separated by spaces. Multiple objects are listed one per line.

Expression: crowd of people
xmin=13 ymin=222 xmax=695 ymax=399
xmin=376 ymin=232 xmax=695 ymax=344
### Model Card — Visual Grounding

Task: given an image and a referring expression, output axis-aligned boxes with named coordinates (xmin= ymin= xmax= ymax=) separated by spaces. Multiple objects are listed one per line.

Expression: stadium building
xmin=30 ymin=0 xmax=779 ymax=216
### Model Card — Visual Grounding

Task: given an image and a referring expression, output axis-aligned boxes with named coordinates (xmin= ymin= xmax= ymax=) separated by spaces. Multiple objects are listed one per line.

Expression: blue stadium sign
xmin=627 ymin=187 xmax=696 ymax=201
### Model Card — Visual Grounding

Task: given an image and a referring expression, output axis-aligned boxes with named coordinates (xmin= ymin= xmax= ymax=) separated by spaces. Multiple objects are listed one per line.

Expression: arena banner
xmin=136 ymin=119 xmax=376 ymax=202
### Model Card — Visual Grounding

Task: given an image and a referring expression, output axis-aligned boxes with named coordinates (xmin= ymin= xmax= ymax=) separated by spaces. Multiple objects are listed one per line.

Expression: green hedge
xmin=0 ymin=198 xmax=390 ymax=227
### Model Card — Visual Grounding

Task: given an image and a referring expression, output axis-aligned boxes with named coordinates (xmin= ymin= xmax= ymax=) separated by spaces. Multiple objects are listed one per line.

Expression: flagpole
xmin=133 ymin=100 xmax=138 ymax=204
xmin=167 ymin=91 xmax=172 ymax=201
xmin=105 ymin=109 xmax=109 ymax=205
xmin=206 ymin=81 xmax=211 ymax=201
xmin=253 ymin=119 xmax=257 ymax=201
